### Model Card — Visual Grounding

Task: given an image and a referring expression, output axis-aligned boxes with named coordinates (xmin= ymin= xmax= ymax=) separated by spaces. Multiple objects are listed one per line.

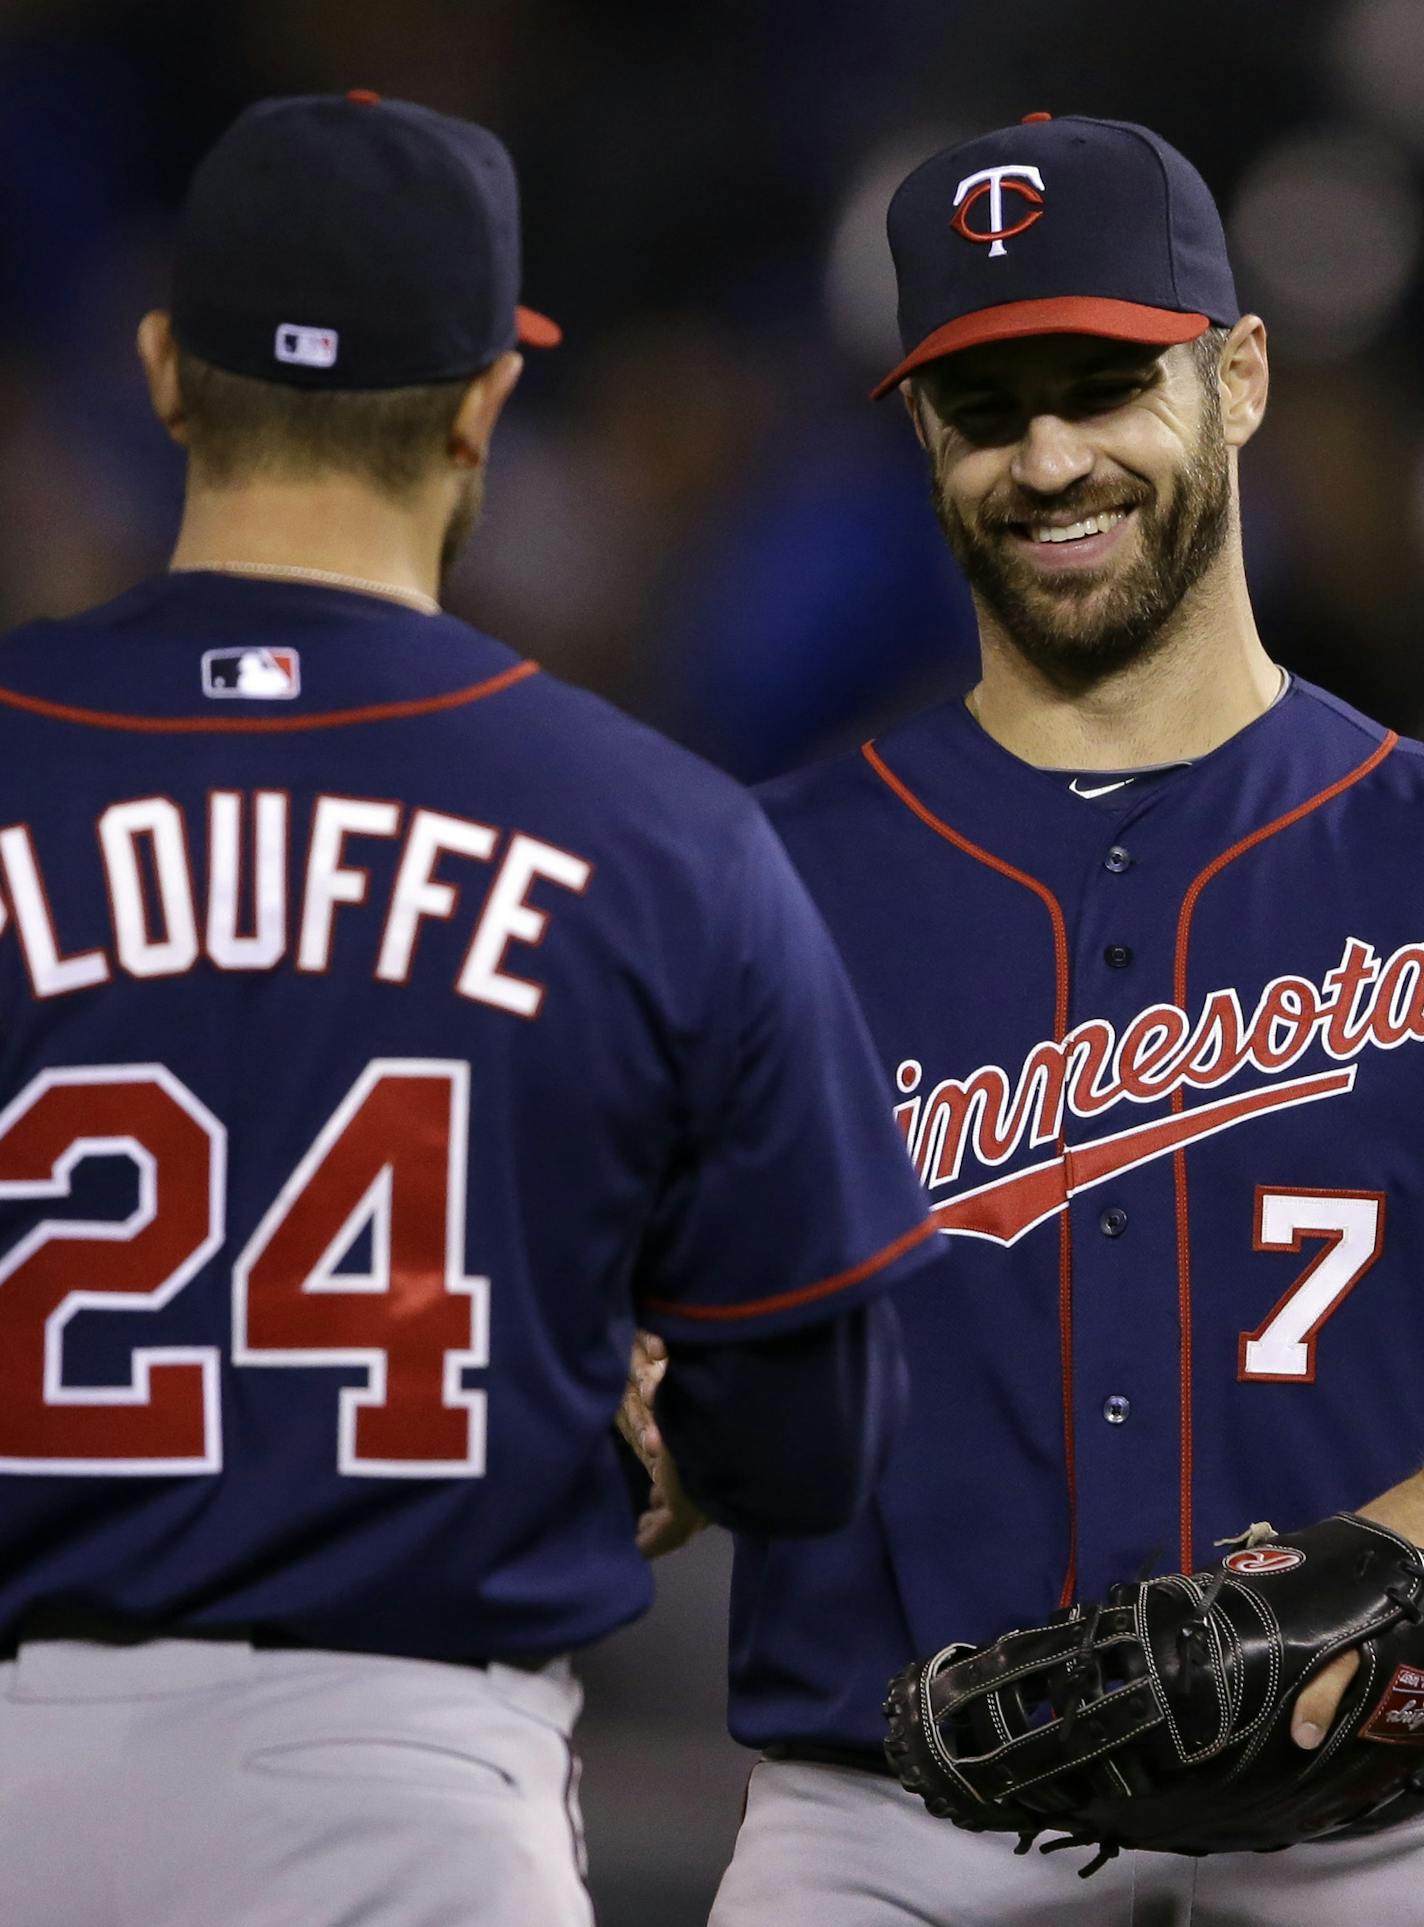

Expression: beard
xmin=933 ymin=403 xmax=1233 ymax=688
xmin=439 ymin=465 xmax=488 ymax=590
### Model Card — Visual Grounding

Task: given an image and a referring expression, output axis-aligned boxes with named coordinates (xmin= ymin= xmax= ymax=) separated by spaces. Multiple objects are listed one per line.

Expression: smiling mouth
xmin=991 ymin=505 xmax=1139 ymax=570
xmin=1025 ymin=508 xmax=1130 ymax=545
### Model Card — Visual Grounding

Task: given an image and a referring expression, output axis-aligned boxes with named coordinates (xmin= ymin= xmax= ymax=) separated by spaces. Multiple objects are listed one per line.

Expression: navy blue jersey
xmin=733 ymin=677 xmax=1424 ymax=1751
xmin=0 ymin=572 xmax=932 ymax=1661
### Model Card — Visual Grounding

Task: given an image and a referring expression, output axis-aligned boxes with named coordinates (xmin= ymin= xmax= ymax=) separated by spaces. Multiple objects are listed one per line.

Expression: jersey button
xmin=1103 ymin=1394 xmax=1131 ymax=1424
xmin=1100 ymin=1205 xmax=1128 ymax=1238
xmin=1104 ymin=943 xmax=1133 ymax=968
xmin=1104 ymin=846 xmax=1131 ymax=874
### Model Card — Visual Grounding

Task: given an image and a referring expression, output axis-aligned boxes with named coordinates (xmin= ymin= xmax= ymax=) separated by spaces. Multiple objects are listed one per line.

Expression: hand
xmin=636 ymin=1441 xmax=708 ymax=1559
xmin=616 ymin=1330 xmax=708 ymax=1558
xmin=616 ymin=1329 xmax=668 ymax=1478
xmin=1292 ymin=1482 xmax=1424 ymax=1749
xmin=1291 ymin=1648 xmax=1359 ymax=1751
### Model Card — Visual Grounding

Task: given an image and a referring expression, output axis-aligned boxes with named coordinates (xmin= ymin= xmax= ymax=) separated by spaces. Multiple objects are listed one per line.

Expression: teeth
xmin=1030 ymin=510 xmax=1127 ymax=544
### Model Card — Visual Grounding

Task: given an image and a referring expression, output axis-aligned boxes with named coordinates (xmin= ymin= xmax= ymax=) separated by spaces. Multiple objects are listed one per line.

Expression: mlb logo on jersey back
xmin=202 ymin=648 xmax=301 ymax=700
xmin=274 ymin=323 xmax=338 ymax=368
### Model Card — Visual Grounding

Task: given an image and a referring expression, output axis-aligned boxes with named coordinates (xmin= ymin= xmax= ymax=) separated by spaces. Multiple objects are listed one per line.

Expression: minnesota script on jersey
xmin=0 ymin=572 xmax=930 ymax=1659
xmin=732 ymin=679 xmax=1424 ymax=1753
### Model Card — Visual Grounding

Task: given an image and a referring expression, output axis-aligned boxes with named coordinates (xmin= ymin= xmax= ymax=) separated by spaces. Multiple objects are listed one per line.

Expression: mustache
xmin=976 ymin=481 xmax=1153 ymax=532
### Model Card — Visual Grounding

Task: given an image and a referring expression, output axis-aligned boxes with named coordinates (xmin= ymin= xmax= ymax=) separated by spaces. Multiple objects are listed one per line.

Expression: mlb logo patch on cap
xmin=274 ymin=323 xmax=339 ymax=368
xmin=202 ymin=647 xmax=301 ymax=700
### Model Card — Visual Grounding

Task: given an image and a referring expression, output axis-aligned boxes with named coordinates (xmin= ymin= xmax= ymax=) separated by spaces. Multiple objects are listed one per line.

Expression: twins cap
xmin=171 ymin=91 xmax=561 ymax=390
xmin=872 ymin=113 xmax=1239 ymax=399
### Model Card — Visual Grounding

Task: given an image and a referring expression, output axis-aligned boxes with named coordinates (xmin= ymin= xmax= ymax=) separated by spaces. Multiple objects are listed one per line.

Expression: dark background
xmin=4 ymin=1 xmax=1424 ymax=1918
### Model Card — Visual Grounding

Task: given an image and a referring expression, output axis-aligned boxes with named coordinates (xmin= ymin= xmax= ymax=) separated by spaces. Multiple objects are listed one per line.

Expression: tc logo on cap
xmin=951 ymin=165 xmax=1045 ymax=257
xmin=274 ymin=323 xmax=339 ymax=369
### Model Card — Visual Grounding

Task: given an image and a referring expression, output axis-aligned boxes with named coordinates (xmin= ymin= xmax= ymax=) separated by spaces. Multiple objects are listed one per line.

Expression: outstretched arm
xmin=617 ymin=1298 xmax=908 ymax=1554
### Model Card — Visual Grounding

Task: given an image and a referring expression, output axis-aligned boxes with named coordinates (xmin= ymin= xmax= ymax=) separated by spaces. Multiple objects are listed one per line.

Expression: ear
xmin=1216 ymin=315 xmax=1268 ymax=451
xmin=449 ymin=351 xmax=524 ymax=469
xmin=900 ymin=377 xmax=932 ymax=452
xmin=136 ymin=311 xmax=189 ymax=446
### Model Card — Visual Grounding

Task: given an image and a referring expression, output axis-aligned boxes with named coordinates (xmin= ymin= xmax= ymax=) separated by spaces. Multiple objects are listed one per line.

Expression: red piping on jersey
xmin=639 ymin=1213 xmax=936 ymax=1323
xmin=1169 ymin=728 xmax=1397 ymax=1574
xmin=862 ymin=740 xmax=1080 ymax=1605
xmin=0 ymin=660 xmax=539 ymax=733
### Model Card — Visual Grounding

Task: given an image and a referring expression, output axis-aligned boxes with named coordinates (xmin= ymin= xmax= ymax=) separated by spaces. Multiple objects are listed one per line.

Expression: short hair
xmin=175 ymin=351 xmax=468 ymax=495
xmin=1190 ymin=323 xmax=1232 ymax=397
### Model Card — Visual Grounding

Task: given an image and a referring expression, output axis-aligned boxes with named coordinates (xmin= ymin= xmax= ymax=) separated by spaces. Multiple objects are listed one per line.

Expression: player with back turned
xmin=667 ymin=114 xmax=1424 ymax=1922
xmin=0 ymin=95 xmax=935 ymax=1926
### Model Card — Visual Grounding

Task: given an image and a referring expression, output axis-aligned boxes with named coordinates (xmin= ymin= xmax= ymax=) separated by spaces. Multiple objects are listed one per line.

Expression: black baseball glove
xmin=884 ymin=1513 xmax=1424 ymax=1875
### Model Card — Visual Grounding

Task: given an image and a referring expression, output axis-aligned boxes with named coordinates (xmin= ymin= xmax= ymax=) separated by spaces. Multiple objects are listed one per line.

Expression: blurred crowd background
xmin=5 ymin=0 xmax=1424 ymax=1919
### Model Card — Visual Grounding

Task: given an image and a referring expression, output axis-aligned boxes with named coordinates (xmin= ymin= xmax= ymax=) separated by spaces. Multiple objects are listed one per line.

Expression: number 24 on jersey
xmin=0 ymin=1059 xmax=486 ymax=1477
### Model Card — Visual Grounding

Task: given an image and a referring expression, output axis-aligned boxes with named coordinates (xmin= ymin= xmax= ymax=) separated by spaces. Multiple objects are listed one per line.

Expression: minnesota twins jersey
xmin=732 ymin=675 xmax=1424 ymax=1751
xmin=0 ymin=571 xmax=932 ymax=1662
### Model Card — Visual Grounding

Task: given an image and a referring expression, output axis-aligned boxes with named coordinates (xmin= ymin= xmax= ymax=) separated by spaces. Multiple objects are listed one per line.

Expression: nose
xmin=1010 ymin=413 xmax=1096 ymax=497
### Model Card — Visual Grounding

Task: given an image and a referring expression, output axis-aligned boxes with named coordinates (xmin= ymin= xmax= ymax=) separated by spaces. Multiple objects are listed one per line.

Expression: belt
xmin=763 ymin=1739 xmax=897 ymax=1779
xmin=0 ymin=1602 xmax=547 ymax=1672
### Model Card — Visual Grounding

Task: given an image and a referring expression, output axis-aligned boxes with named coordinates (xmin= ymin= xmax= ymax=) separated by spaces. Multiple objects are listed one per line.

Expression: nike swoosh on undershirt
xmin=1068 ymin=776 xmax=1136 ymax=799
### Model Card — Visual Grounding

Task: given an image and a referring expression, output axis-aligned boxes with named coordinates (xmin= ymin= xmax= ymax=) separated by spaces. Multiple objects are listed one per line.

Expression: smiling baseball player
xmin=0 ymin=94 xmax=933 ymax=1926
xmin=693 ymin=113 xmax=1424 ymax=1924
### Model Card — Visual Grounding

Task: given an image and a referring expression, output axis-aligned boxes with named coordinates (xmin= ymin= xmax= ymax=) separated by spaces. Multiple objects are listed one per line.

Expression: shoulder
xmin=524 ymin=669 xmax=766 ymax=848
xmin=1288 ymin=677 xmax=1424 ymax=790
xmin=493 ymin=669 xmax=798 ymax=942
xmin=1290 ymin=677 xmax=1398 ymax=747
xmin=1 ymin=578 xmax=180 ymax=649
xmin=757 ymin=698 xmax=965 ymax=855
xmin=757 ymin=742 xmax=890 ymax=846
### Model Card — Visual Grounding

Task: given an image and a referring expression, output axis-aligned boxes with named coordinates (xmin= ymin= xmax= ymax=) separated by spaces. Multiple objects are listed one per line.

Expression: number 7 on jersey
xmin=1239 ymin=1186 xmax=1386 ymax=1383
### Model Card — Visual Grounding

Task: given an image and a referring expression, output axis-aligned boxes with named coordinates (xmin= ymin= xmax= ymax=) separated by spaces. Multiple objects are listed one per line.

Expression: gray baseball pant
xmin=709 ymin=1756 xmax=1424 ymax=1926
xmin=0 ymin=1637 xmax=592 ymax=1926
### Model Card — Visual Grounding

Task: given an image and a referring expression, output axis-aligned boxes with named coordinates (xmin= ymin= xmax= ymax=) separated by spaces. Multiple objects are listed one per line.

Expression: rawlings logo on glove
xmin=883 ymin=1514 xmax=1424 ymax=1875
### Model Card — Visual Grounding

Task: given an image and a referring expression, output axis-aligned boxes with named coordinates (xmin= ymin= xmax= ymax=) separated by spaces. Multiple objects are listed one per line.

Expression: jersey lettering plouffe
xmin=0 ymin=571 xmax=933 ymax=1662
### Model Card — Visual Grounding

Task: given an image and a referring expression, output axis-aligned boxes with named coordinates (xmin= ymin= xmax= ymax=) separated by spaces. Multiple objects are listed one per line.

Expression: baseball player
xmin=693 ymin=114 xmax=1424 ymax=1923
xmin=0 ymin=95 xmax=935 ymax=1926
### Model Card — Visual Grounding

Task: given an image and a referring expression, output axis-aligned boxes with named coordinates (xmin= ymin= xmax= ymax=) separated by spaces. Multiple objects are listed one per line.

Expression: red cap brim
xmin=516 ymin=304 xmax=562 ymax=350
xmin=869 ymin=296 xmax=1209 ymax=400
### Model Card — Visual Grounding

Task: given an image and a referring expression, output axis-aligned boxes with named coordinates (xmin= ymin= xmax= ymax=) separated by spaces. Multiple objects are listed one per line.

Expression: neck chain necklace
xmin=172 ymin=560 xmax=441 ymax=617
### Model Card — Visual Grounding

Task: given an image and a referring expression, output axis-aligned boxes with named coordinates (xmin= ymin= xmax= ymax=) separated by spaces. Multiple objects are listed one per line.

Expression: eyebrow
xmin=1073 ymin=347 xmax=1161 ymax=375
xmin=934 ymin=348 xmax=1161 ymax=405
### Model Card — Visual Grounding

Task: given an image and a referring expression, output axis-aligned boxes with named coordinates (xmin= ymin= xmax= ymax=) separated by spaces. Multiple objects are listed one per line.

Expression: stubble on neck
xmin=968 ymin=544 xmax=1280 ymax=772
xmin=952 ymin=435 xmax=1278 ymax=771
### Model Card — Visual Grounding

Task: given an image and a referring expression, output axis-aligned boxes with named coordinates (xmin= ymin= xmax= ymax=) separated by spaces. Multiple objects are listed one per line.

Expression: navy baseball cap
xmin=872 ymin=113 xmax=1238 ymax=399
xmin=171 ymin=91 xmax=560 ymax=390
